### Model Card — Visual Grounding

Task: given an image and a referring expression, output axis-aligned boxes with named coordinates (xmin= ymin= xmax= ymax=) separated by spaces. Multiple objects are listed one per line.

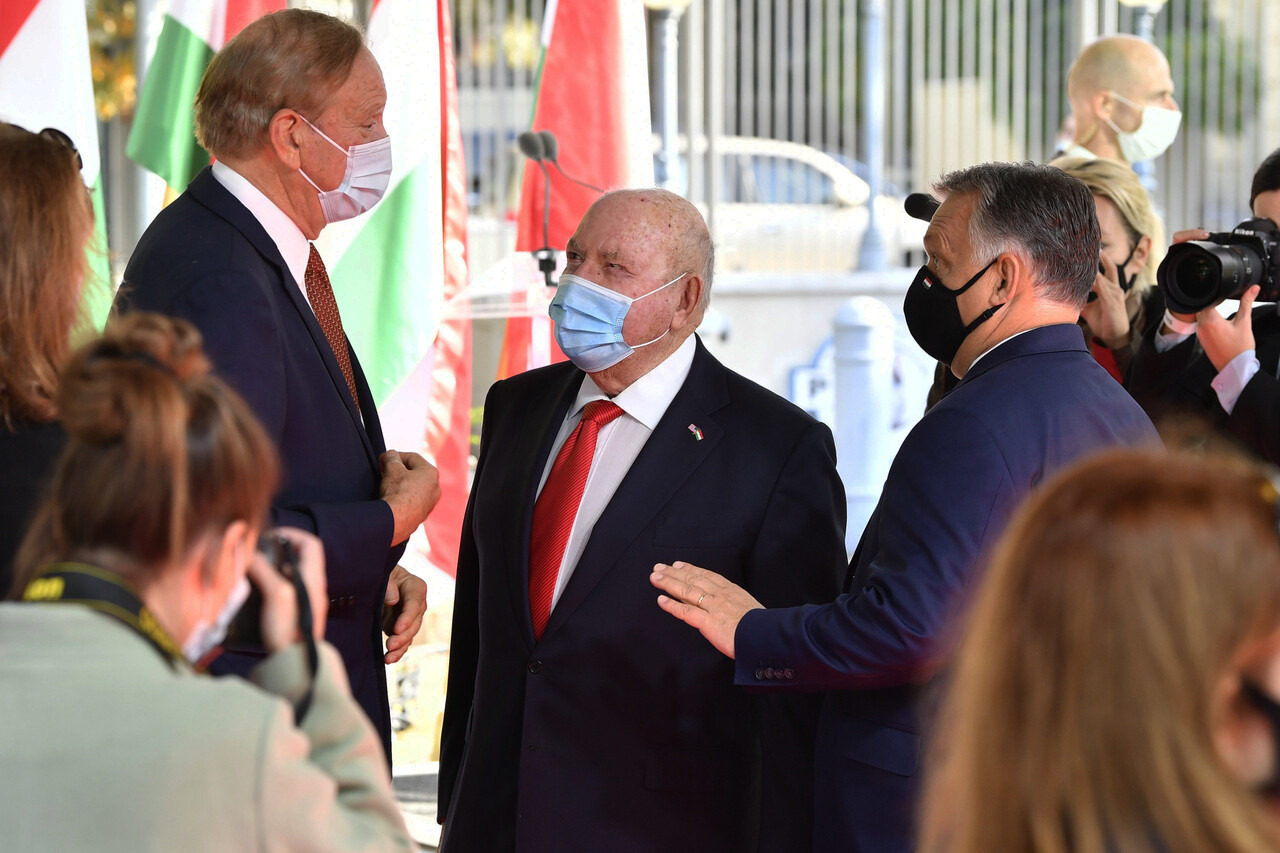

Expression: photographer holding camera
xmin=1127 ymin=149 xmax=1280 ymax=464
xmin=0 ymin=314 xmax=414 ymax=852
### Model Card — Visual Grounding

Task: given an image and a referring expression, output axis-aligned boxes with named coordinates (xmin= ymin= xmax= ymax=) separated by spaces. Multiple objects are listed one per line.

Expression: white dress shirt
xmin=535 ymin=335 xmax=697 ymax=610
xmin=211 ymin=161 xmax=312 ymax=306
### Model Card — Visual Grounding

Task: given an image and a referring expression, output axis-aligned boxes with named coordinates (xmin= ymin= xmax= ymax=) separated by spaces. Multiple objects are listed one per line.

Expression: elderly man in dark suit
xmin=438 ymin=188 xmax=848 ymax=853
xmin=652 ymin=162 xmax=1159 ymax=853
xmin=117 ymin=9 xmax=439 ymax=761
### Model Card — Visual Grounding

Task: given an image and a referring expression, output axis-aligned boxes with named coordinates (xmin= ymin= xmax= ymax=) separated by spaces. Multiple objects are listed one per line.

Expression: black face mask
xmin=1241 ymin=680 xmax=1280 ymax=795
xmin=1088 ymin=239 xmax=1142 ymax=303
xmin=903 ymin=258 xmax=1003 ymax=365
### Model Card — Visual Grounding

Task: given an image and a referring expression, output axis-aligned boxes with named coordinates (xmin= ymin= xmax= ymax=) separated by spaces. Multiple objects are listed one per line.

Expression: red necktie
xmin=304 ymin=244 xmax=360 ymax=411
xmin=528 ymin=400 xmax=625 ymax=639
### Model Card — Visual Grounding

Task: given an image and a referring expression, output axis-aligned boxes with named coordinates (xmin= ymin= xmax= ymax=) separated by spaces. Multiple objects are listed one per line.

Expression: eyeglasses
xmin=39 ymin=127 xmax=83 ymax=171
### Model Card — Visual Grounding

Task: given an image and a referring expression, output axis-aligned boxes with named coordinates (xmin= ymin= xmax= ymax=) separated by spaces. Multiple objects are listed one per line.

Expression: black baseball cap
xmin=904 ymin=192 xmax=940 ymax=222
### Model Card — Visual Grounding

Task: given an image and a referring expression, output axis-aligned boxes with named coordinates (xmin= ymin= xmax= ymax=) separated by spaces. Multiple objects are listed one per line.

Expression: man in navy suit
xmin=652 ymin=162 xmax=1159 ymax=852
xmin=117 ymin=10 xmax=439 ymax=760
xmin=438 ymin=189 xmax=848 ymax=853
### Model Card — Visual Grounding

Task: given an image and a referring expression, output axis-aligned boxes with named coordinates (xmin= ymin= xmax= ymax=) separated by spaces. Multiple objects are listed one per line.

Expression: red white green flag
xmin=127 ymin=0 xmax=285 ymax=190
xmin=0 ymin=0 xmax=112 ymax=332
xmin=497 ymin=0 xmax=652 ymax=379
xmin=319 ymin=0 xmax=471 ymax=578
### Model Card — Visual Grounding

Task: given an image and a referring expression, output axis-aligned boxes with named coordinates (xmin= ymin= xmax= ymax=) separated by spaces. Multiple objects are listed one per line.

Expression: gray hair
xmin=933 ymin=161 xmax=1100 ymax=307
xmin=194 ymin=10 xmax=365 ymax=160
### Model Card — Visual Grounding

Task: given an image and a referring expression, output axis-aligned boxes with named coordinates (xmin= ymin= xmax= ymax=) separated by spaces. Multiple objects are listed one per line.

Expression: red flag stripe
xmin=423 ymin=0 xmax=473 ymax=576
xmin=225 ymin=0 xmax=286 ymax=40
xmin=0 ymin=0 xmax=42 ymax=58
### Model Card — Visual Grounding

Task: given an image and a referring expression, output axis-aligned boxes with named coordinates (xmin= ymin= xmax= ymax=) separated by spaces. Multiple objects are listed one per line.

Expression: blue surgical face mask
xmin=549 ymin=272 xmax=687 ymax=372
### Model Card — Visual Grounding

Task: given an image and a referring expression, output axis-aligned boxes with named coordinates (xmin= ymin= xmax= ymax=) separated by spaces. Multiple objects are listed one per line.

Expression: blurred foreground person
xmin=0 ymin=314 xmax=414 ymax=852
xmin=921 ymin=448 xmax=1280 ymax=853
xmin=0 ymin=123 xmax=93 ymax=594
xmin=1053 ymin=157 xmax=1165 ymax=381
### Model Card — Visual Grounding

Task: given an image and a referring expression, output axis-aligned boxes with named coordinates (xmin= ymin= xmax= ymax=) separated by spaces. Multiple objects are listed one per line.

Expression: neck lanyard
xmin=23 ymin=562 xmax=188 ymax=671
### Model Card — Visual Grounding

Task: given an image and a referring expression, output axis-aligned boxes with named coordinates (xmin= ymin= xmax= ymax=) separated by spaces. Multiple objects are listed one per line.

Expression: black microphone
xmin=517 ymin=131 xmax=556 ymax=287
xmin=539 ymin=130 xmax=606 ymax=194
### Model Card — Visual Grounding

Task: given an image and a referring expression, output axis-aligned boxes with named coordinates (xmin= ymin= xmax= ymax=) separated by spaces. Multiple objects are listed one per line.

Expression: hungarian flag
xmin=128 ymin=0 xmax=284 ymax=190
xmin=319 ymin=0 xmax=471 ymax=579
xmin=0 ymin=0 xmax=112 ymax=332
xmin=497 ymin=0 xmax=653 ymax=379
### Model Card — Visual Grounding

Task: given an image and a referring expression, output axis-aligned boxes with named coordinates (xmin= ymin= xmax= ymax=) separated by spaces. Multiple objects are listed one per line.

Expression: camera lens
xmin=1159 ymin=241 xmax=1265 ymax=313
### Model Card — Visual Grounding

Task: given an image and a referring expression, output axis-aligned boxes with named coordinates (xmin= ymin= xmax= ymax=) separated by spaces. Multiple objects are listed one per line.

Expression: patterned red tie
xmin=304 ymin=244 xmax=360 ymax=411
xmin=528 ymin=400 xmax=625 ymax=639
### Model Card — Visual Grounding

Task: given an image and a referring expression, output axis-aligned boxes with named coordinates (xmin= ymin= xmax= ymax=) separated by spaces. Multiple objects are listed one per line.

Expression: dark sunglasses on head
xmin=39 ymin=127 xmax=83 ymax=171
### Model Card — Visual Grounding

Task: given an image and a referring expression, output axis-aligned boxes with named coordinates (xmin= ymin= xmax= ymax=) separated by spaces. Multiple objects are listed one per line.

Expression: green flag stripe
xmin=331 ymin=164 xmax=438 ymax=406
xmin=126 ymin=15 xmax=214 ymax=188
xmin=75 ymin=183 xmax=113 ymax=340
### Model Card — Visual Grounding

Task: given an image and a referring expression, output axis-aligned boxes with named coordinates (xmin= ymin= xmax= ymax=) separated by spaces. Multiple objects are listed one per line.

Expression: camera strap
xmin=22 ymin=562 xmax=187 ymax=671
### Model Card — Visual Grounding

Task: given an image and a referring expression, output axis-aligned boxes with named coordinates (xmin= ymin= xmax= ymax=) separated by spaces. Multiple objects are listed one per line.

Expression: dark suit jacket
xmin=116 ymin=167 xmax=404 ymax=755
xmin=438 ymin=338 xmax=847 ymax=853
xmin=736 ymin=325 xmax=1159 ymax=853
xmin=1126 ymin=303 xmax=1280 ymax=464
xmin=0 ymin=420 xmax=65 ymax=597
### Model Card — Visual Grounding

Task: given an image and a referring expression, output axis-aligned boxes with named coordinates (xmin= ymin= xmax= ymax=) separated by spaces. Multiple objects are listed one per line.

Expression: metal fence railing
xmin=452 ymin=0 xmax=1280 ymax=274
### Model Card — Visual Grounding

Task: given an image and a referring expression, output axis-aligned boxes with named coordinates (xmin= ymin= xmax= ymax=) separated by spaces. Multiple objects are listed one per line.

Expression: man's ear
xmin=990 ymin=252 xmax=1027 ymax=303
xmin=673 ymin=274 xmax=705 ymax=328
xmin=268 ymin=109 xmax=305 ymax=170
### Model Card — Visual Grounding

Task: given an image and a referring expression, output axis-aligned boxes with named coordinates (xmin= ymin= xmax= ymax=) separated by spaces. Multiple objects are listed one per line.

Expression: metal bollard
xmin=833 ymin=296 xmax=896 ymax=555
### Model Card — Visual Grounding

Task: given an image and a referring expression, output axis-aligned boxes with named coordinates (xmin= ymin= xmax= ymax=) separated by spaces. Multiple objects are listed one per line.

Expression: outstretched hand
xmin=650 ymin=562 xmax=764 ymax=660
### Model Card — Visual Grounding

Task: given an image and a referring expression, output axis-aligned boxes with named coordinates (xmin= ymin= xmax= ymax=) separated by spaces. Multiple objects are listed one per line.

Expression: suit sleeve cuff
xmin=1211 ymin=349 xmax=1260 ymax=415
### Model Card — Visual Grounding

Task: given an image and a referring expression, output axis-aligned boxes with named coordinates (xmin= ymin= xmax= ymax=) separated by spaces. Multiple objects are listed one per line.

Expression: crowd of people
xmin=3 ymin=8 xmax=1280 ymax=853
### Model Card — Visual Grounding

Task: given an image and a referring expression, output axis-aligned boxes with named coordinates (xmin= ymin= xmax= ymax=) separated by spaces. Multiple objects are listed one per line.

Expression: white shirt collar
xmin=1058 ymin=143 xmax=1098 ymax=161
xmin=571 ymin=334 xmax=698 ymax=430
xmin=968 ymin=328 xmax=1036 ymax=373
xmin=211 ymin=161 xmax=312 ymax=301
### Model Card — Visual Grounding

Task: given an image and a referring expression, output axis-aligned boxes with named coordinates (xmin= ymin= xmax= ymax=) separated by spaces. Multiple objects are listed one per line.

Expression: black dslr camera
xmin=224 ymin=532 xmax=302 ymax=648
xmin=1157 ymin=217 xmax=1280 ymax=313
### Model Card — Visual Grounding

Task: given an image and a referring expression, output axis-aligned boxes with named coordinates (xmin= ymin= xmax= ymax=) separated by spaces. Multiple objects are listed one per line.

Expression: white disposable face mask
xmin=183 ymin=575 xmax=251 ymax=665
xmin=297 ymin=114 xmax=393 ymax=223
xmin=1106 ymin=91 xmax=1181 ymax=163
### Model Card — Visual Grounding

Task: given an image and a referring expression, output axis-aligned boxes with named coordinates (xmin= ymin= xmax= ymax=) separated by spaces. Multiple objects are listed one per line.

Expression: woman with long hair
xmin=0 ymin=313 xmax=414 ymax=851
xmin=920 ymin=448 xmax=1280 ymax=853
xmin=1054 ymin=156 xmax=1167 ymax=382
xmin=0 ymin=122 xmax=95 ymax=591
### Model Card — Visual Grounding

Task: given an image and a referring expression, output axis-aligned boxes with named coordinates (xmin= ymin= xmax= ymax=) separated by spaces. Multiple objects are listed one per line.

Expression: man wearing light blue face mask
xmin=440 ymin=188 xmax=848 ymax=853
xmin=116 ymin=9 xmax=439 ymax=765
xmin=1057 ymin=34 xmax=1181 ymax=166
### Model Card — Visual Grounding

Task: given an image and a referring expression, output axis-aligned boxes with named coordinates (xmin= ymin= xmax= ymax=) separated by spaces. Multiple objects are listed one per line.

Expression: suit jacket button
xmin=754 ymin=668 xmax=765 ymax=680
xmin=784 ymin=668 xmax=795 ymax=679
xmin=528 ymin=660 xmax=543 ymax=675
xmin=764 ymin=667 xmax=775 ymax=679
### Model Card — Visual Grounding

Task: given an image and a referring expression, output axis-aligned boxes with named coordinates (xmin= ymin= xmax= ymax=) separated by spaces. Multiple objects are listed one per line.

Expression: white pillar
xmin=833 ymin=296 xmax=896 ymax=555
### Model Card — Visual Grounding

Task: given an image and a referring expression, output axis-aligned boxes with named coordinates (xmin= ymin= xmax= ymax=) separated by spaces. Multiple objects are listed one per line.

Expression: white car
xmin=670 ymin=136 xmax=926 ymax=273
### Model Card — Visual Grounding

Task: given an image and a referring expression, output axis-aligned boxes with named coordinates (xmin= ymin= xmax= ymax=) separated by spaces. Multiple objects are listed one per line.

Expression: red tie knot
xmin=581 ymin=400 xmax=624 ymax=427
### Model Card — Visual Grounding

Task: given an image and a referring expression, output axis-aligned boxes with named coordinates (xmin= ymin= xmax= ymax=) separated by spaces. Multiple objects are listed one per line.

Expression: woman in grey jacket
xmin=0 ymin=313 xmax=415 ymax=853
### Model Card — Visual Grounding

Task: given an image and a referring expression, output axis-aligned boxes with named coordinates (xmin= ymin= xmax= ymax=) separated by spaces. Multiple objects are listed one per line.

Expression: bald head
xmin=1064 ymin=35 xmax=1177 ymax=162
xmin=588 ymin=188 xmax=715 ymax=309
xmin=1068 ymin=36 xmax=1162 ymax=102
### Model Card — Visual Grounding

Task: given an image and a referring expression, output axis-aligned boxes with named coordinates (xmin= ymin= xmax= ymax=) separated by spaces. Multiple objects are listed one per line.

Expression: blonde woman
xmin=1054 ymin=156 xmax=1167 ymax=381
xmin=921 ymin=448 xmax=1280 ymax=853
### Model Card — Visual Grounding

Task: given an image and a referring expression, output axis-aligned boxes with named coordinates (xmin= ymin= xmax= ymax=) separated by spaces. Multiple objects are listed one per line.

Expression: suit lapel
xmin=188 ymin=169 xmax=379 ymax=469
xmin=502 ymin=366 xmax=583 ymax=647
xmin=541 ymin=340 xmax=729 ymax=639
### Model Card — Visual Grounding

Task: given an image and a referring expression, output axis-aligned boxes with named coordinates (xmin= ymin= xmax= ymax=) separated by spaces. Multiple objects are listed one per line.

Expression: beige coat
xmin=0 ymin=604 xmax=415 ymax=852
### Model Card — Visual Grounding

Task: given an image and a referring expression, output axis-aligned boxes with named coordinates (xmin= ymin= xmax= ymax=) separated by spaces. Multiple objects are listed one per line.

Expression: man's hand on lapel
xmin=382 ymin=565 xmax=427 ymax=664
xmin=379 ymin=450 xmax=441 ymax=545
xmin=650 ymin=562 xmax=764 ymax=660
